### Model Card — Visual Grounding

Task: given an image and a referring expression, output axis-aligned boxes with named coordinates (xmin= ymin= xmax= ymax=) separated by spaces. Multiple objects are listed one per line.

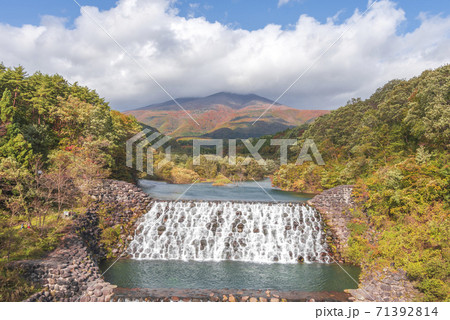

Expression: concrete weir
xmin=128 ymin=200 xmax=330 ymax=263
xmin=14 ymin=180 xmax=360 ymax=302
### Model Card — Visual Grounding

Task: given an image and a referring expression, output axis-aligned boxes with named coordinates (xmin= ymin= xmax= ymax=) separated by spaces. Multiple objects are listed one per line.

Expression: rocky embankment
xmin=12 ymin=212 xmax=115 ymax=302
xmin=307 ymin=185 xmax=355 ymax=263
xmin=88 ymin=179 xmax=152 ymax=258
xmin=308 ymin=185 xmax=422 ymax=302
xmin=89 ymin=179 xmax=151 ymax=210
xmin=11 ymin=179 xmax=152 ymax=302
xmin=348 ymin=267 xmax=422 ymax=302
xmin=112 ymin=288 xmax=351 ymax=302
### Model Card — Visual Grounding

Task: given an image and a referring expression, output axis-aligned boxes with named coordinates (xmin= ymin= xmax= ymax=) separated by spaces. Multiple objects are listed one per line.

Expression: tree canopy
xmin=0 ymin=64 xmax=142 ymax=179
xmin=272 ymin=65 xmax=449 ymax=301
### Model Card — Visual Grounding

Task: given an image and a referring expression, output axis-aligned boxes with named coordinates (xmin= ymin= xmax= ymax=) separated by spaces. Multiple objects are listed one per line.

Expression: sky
xmin=0 ymin=0 xmax=449 ymax=110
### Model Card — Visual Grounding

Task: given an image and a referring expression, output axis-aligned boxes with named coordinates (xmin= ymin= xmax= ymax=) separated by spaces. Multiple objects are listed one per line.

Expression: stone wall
xmin=307 ymin=185 xmax=355 ymax=263
xmin=11 ymin=179 xmax=152 ymax=302
xmin=347 ymin=267 xmax=422 ymax=302
xmin=89 ymin=179 xmax=151 ymax=210
xmin=307 ymin=185 xmax=422 ymax=302
xmin=12 ymin=217 xmax=114 ymax=302
xmin=88 ymin=179 xmax=152 ymax=258
xmin=112 ymin=288 xmax=351 ymax=302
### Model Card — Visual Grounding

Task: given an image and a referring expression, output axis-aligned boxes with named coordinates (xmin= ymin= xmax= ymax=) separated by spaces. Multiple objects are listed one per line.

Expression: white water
xmin=128 ymin=201 xmax=330 ymax=264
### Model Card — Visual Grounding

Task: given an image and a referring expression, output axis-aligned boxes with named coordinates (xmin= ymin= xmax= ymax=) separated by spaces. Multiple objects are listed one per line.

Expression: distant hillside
xmin=136 ymin=92 xmax=277 ymax=111
xmin=125 ymin=92 xmax=328 ymax=138
xmin=271 ymin=65 xmax=450 ymax=301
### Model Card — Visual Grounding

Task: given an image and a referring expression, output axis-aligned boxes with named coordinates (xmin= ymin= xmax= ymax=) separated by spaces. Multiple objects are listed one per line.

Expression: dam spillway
xmin=128 ymin=201 xmax=330 ymax=264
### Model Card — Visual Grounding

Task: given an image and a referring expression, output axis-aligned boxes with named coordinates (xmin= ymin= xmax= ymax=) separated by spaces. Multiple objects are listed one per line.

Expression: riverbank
xmin=307 ymin=185 xmax=423 ymax=302
xmin=7 ymin=179 xmax=152 ymax=302
xmin=307 ymin=185 xmax=355 ymax=263
xmin=111 ymin=288 xmax=352 ymax=302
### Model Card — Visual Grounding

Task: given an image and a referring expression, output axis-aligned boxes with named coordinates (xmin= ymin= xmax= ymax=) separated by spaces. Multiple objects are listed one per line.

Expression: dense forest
xmin=0 ymin=64 xmax=141 ymax=300
xmin=272 ymin=65 xmax=449 ymax=301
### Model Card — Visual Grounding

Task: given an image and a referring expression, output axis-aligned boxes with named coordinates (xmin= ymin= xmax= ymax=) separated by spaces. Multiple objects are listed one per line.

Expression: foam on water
xmin=128 ymin=201 xmax=330 ymax=264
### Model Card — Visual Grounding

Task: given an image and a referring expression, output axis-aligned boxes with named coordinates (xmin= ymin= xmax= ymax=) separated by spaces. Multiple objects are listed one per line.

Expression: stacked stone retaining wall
xmin=307 ymin=185 xmax=355 ymax=263
xmin=307 ymin=185 xmax=422 ymax=302
xmin=11 ymin=179 xmax=151 ymax=302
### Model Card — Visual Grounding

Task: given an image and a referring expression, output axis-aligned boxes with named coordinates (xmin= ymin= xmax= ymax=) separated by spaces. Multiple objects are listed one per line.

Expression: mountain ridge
xmin=135 ymin=92 xmax=281 ymax=111
xmin=125 ymin=92 xmax=328 ymax=138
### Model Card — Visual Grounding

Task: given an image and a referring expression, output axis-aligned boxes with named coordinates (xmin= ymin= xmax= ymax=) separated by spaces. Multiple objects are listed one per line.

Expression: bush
xmin=0 ymin=264 xmax=40 ymax=301
xmin=171 ymin=167 xmax=199 ymax=184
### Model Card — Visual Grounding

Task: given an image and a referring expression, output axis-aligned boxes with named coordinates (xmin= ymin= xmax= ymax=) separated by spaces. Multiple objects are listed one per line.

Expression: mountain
xmin=134 ymin=92 xmax=277 ymax=111
xmin=125 ymin=92 xmax=329 ymax=138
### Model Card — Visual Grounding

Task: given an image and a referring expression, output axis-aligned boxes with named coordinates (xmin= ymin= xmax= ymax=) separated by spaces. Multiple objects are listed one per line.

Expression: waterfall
xmin=128 ymin=201 xmax=330 ymax=264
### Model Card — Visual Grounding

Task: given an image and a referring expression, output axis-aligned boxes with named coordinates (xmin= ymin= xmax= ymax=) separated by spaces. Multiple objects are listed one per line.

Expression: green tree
xmin=0 ymin=89 xmax=14 ymax=123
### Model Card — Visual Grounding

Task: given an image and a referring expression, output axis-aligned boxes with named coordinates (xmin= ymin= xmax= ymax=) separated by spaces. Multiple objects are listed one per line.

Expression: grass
xmin=0 ymin=208 xmax=80 ymax=301
xmin=211 ymin=174 xmax=233 ymax=186
xmin=0 ymin=264 xmax=41 ymax=301
xmin=0 ymin=208 xmax=84 ymax=263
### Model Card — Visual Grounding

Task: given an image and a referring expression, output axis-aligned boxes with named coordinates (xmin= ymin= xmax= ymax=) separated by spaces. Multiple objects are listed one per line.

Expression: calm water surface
xmin=100 ymin=259 xmax=360 ymax=292
xmin=139 ymin=178 xmax=314 ymax=202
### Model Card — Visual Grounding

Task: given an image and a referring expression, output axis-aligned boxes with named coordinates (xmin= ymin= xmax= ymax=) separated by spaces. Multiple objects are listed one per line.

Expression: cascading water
xmin=128 ymin=201 xmax=330 ymax=264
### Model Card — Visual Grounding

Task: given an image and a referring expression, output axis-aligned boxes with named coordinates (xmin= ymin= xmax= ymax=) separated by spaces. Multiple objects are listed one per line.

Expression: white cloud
xmin=278 ymin=0 xmax=291 ymax=7
xmin=278 ymin=0 xmax=301 ymax=8
xmin=0 ymin=0 xmax=449 ymax=110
